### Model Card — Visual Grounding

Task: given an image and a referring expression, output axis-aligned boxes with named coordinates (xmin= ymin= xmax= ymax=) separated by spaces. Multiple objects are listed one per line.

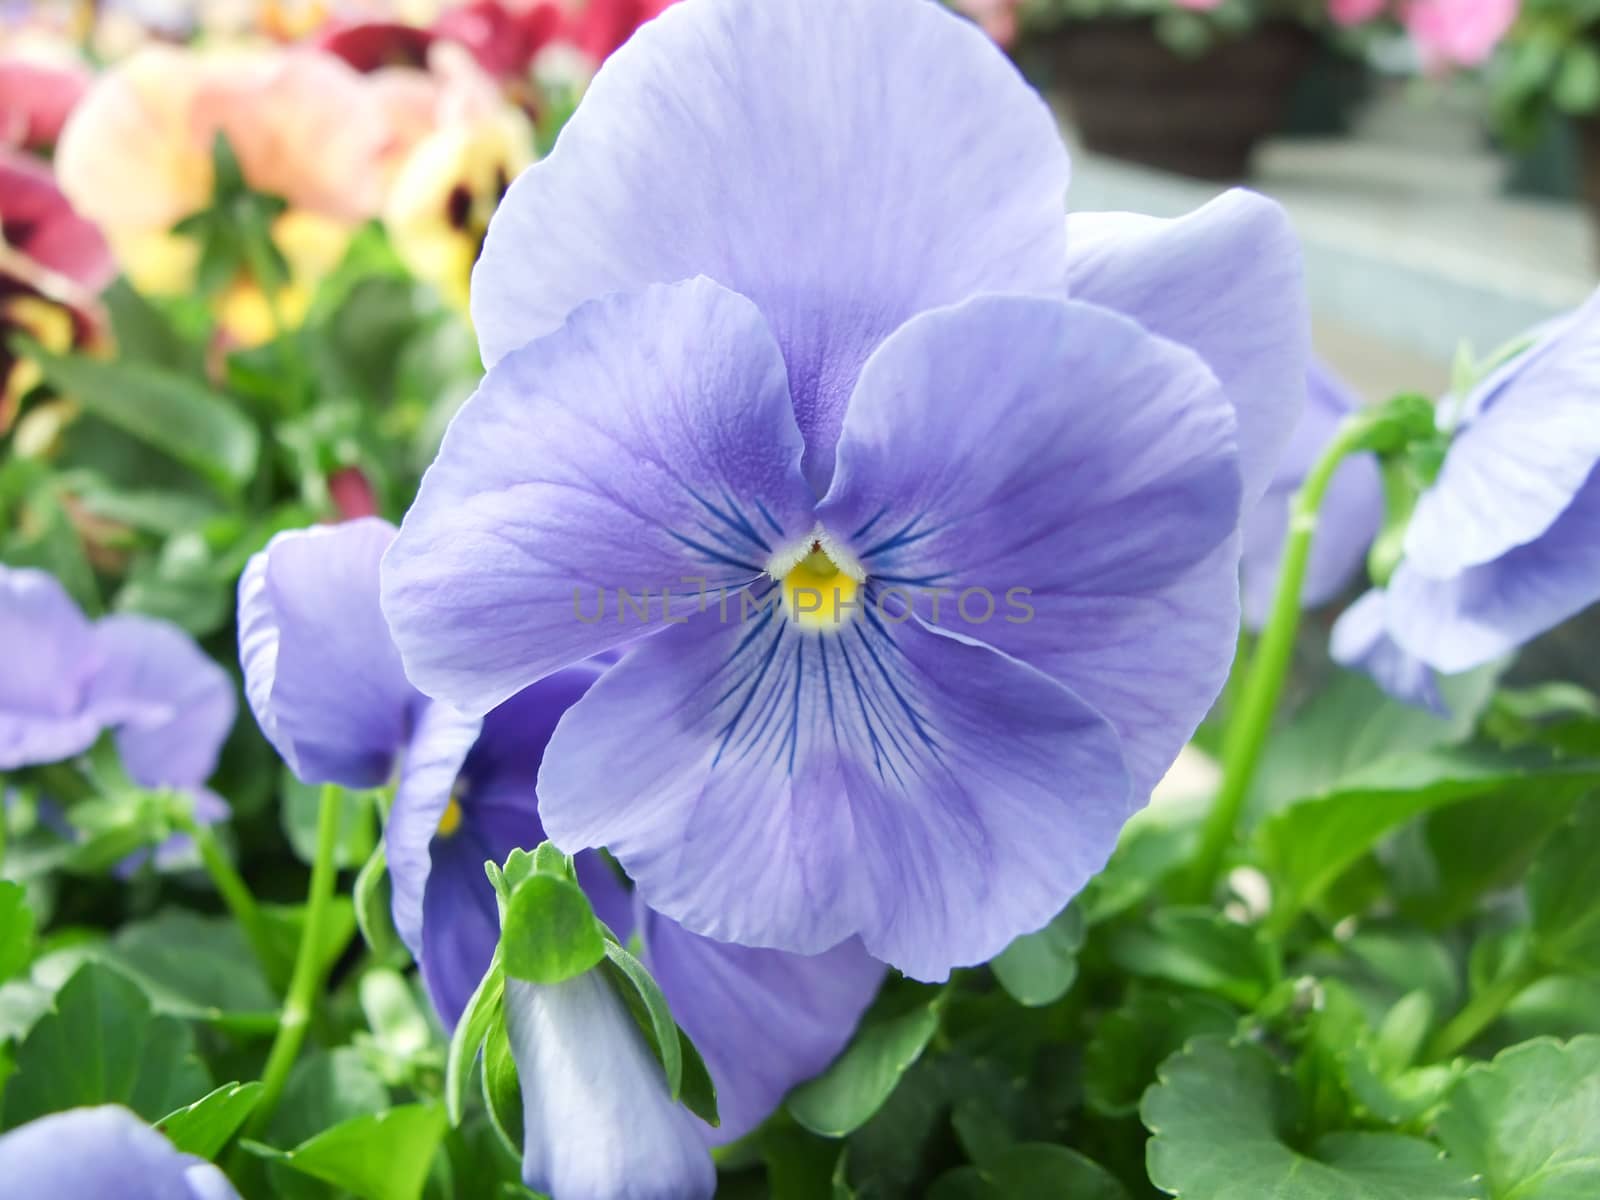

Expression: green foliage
xmin=789 ymin=990 xmax=945 ymax=1137
xmin=159 ymin=1081 xmax=264 ymax=1159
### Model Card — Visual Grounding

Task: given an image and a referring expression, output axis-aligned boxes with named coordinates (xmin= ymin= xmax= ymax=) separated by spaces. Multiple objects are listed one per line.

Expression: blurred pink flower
xmin=434 ymin=0 xmax=565 ymax=79
xmin=1172 ymin=0 xmax=1225 ymax=9
xmin=1404 ymin=0 xmax=1517 ymax=68
xmin=950 ymin=0 xmax=1023 ymax=46
xmin=564 ymin=0 xmax=681 ymax=63
xmin=1330 ymin=0 xmax=1388 ymax=25
xmin=0 ymin=148 xmax=113 ymax=292
xmin=0 ymin=40 xmax=91 ymax=151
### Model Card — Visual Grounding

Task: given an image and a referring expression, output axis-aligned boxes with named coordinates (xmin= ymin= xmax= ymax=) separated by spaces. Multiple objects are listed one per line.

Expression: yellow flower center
xmin=436 ymin=796 xmax=464 ymax=839
xmin=782 ymin=543 xmax=861 ymax=631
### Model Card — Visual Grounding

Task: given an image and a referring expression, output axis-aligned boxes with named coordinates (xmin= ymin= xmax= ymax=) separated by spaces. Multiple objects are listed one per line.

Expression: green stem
xmin=246 ymin=784 xmax=344 ymax=1136
xmin=1184 ymin=417 xmax=1376 ymax=901
xmin=1424 ymin=963 xmax=1542 ymax=1062
xmin=237 ymin=209 xmax=308 ymax=416
xmin=174 ymin=810 xmax=278 ymax=988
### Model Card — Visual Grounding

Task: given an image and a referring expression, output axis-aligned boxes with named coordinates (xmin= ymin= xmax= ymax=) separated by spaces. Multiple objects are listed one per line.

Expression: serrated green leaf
xmin=264 ymin=1103 xmax=448 ymax=1200
xmin=1105 ymin=908 xmax=1279 ymax=1008
xmin=990 ymin=903 xmax=1084 ymax=1007
xmin=1260 ymin=749 xmax=1600 ymax=930
xmin=787 ymin=991 xmax=943 ymax=1137
xmin=23 ymin=345 xmax=259 ymax=493
xmin=0 ymin=882 xmax=35 ymax=984
xmin=1144 ymin=1036 xmax=1480 ymax=1199
xmin=501 ymin=874 xmax=606 ymax=986
xmin=1084 ymin=986 xmax=1238 ymax=1118
xmin=1437 ymin=1036 xmax=1600 ymax=1200
xmin=159 ymin=1080 xmax=264 ymax=1160
xmin=928 ymin=1144 xmax=1128 ymax=1200
xmin=2 ymin=962 xmax=211 ymax=1125
xmin=446 ymin=956 xmax=503 ymax=1125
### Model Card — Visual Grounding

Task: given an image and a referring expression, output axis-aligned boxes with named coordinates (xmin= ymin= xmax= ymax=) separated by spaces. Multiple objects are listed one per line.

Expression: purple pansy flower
xmin=1330 ymin=589 xmax=1446 ymax=715
xmin=0 ymin=565 xmax=235 ymax=859
xmin=238 ymin=520 xmax=882 ymax=1147
xmin=0 ymin=1105 xmax=240 ymax=1199
xmin=1334 ymin=289 xmax=1600 ymax=704
xmin=1241 ymin=362 xmax=1383 ymax=629
xmin=381 ymin=0 xmax=1307 ymax=980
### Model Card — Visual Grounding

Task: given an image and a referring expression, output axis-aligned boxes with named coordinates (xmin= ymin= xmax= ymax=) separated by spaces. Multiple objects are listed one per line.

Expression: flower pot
xmin=1020 ymin=18 xmax=1316 ymax=180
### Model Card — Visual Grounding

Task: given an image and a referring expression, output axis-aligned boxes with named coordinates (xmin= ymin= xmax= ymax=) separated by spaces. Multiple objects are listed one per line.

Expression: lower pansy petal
xmin=506 ymin=971 xmax=715 ymax=1200
xmin=1388 ymin=467 xmax=1600 ymax=674
xmin=421 ymin=830 xmax=504 ymax=1029
xmin=1066 ymin=189 xmax=1308 ymax=506
xmin=0 ymin=1105 xmax=242 ymax=1199
xmin=382 ymin=277 xmax=816 ymax=717
xmin=642 ymin=913 xmax=883 ymax=1144
xmin=538 ymin=602 xmax=1131 ymax=982
xmin=1330 ymin=589 xmax=1447 ymax=715
xmin=817 ymin=295 xmax=1243 ymax=803
xmin=237 ymin=519 xmax=419 ymax=788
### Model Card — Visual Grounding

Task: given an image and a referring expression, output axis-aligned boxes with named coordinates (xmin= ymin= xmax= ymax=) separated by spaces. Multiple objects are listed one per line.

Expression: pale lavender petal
xmin=642 ymin=914 xmax=882 ymax=1144
xmin=1065 ymin=189 xmax=1308 ymax=506
xmin=471 ymin=0 xmax=1069 ymax=489
xmin=1330 ymin=589 xmax=1446 ymax=715
xmin=238 ymin=519 xmax=420 ymax=788
xmin=817 ymin=295 xmax=1242 ymax=802
xmin=505 ymin=972 xmax=715 ymax=1200
xmin=0 ymin=1105 xmax=241 ymax=1199
xmin=1241 ymin=361 xmax=1383 ymax=627
xmin=0 ymin=566 xmax=121 ymax=769
xmin=538 ymin=605 xmax=1131 ymax=982
xmin=420 ymin=828 xmax=502 ymax=1030
xmin=1388 ymin=467 xmax=1600 ymax=673
xmin=1405 ymin=289 xmax=1600 ymax=577
xmin=91 ymin=615 xmax=236 ymax=789
xmin=382 ymin=278 xmax=816 ymax=716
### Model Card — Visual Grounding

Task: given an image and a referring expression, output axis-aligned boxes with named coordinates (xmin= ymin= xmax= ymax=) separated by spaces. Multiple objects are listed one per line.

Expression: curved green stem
xmin=246 ymin=784 xmax=344 ymax=1136
xmin=174 ymin=811 xmax=278 ymax=987
xmin=1184 ymin=417 xmax=1376 ymax=901
xmin=1425 ymin=963 xmax=1542 ymax=1062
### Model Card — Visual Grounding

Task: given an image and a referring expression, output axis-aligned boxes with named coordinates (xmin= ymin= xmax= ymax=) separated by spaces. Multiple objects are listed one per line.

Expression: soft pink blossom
xmin=1404 ymin=0 xmax=1517 ymax=69
xmin=1330 ymin=0 xmax=1388 ymax=26
xmin=0 ymin=148 xmax=113 ymax=293
xmin=0 ymin=38 xmax=91 ymax=151
xmin=950 ymin=0 xmax=1024 ymax=45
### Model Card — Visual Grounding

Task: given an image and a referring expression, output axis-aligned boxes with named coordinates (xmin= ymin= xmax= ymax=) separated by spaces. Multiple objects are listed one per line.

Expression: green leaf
xmin=1555 ymin=42 xmax=1600 ymax=113
xmin=787 ymin=991 xmax=943 ymax=1137
xmin=1144 ymin=1037 xmax=1480 ymax=1200
xmin=100 ymin=910 xmax=279 ymax=1024
xmin=601 ymin=941 xmax=683 ymax=1101
xmin=990 ymin=903 xmax=1085 ymax=1007
xmin=480 ymin=1016 xmax=523 ymax=1157
xmin=360 ymin=969 xmax=432 ymax=1065
xmin=1083 ymin=986 xmax=1238 ymax=1118
xmin=159 ymin=1081 xmax=264 ymax=1160
xmin=282 ymin=776 xmax=377 ymax=869
xmin=677 ymin=1025 xmax=719 ymax=1127
xmin=354 ymin=842 xmax=403 ymax=962
xmin=262 ymin=1103 xmax=448 ymax=1200
xmin=1105 ymin=908 xmax=1279 ymax=1008
xmin=1079 ymin=798 xmax=1204 ymax=924
xmin=1258 ymin=749 xmax=1600 ymax=929
xmin=267 ymin=1048 xmax=390 ymax=1151
xmin=1527 ymin=799 xmax=1600 ymax=970
xmin=3 ymin=962 xmax=211 ymax=1125
xmin=0 ymin=882 xmax=35 ymax=984
xmin=1436 ymin=1036 xmax=1600 ymax=1200
xmin=928 ymin=1144 xmax=1129 ymax=1200
xmin=446 ymin=957 xmax=504 ymax=1125
xmin=501 ymin=874 xmax=606 ymax=986
xmin=23 ymin=346 xmax=259 ymax=493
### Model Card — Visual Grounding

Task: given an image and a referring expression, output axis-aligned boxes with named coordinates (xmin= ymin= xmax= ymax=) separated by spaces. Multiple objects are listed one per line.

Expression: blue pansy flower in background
xmin=1241 ymin=361 xmax=1384 ymax=629
xmin=381 ymin=0 xmax=1308 ymax=980
xmin=0 ymin=564 xmax=236 ymax=862
xmin=0 ymin=1104 xmax=241 ymax=1199
xmin=238 ymin=520 xmax=883 ymax=1145
xmin=1334 ymin=289 xmax=1600 ymax=706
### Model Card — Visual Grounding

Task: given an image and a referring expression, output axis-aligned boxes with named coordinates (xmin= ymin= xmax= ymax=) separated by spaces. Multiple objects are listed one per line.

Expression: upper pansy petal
xmin=817 ymin=295 xmax=1242 ymax=801
xmin=1330 ymin=589 xmax=1447 ymax=715
xmin=1405 ymin=289 xmax=1600 ymax=578
xmin=90 ymin=615 xmax=236 ymax=789
xmin=0 ymin=1105 xmax=241 ymax=1199
xmin=1065 ymin=189 xmax=1308 ymax=506
xmin=471 ymin=0 xmax=1070 ymax=489
xmin=382 ymin=278 xmax=816 ymax=716
xmin=1388 ymin=467 xmax=1600 ymax=674
xmin=0 ymin=566 xmax=116 ymax=769
xmin=538 ymin=603 xmax=1131 ymax=981
xmin=505 ymin=971 xmax=715 ymax=1200
xmin=237 ymin=519 xmax=420 ymax=788
xmin=642 ymin=914 xmax=883 ymax=1144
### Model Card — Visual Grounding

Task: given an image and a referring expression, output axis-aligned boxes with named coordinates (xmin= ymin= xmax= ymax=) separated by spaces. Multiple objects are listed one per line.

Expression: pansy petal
xmin=505 ymin=972 xmax=715 ymax=1200
xmin=817 ymin=295 xmax=1242 ymax=801
xmin=0 ymin=1105 xmax=241 ymax=1199
xmin=383 ymin=278 xmax=815 ymax=716
xmin=1405 ymin=290 xmax=1600 ymax=577
xmin=1388 ymin=468 xmax=1600 ymax=674
xmin=238 ymin=519 xmax=419 ymax=788
xmin=642 ymin=913 xmax=882 ymax=1143
xmin=1330 ymin=590 xmax=1446 ymax=715
xmin=90 ymin=615 xmax=235 ymax=789
xmin=471 ymin=0 xmax=1069 ymax=489
xmin=1065 ymin=189 xmax=1308 ymax=505
xmin=421 ymin=830 xmax=503 ymax=1029
xmin=539 ymin=604 xmax=1131 ymax=981
xmin=0 ymin=566 xmax=114 ymax=769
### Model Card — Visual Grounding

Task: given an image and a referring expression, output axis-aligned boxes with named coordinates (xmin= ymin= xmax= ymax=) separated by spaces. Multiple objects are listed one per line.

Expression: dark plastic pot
xmin=1021 ymin=18 xmax=1316 ymax=181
